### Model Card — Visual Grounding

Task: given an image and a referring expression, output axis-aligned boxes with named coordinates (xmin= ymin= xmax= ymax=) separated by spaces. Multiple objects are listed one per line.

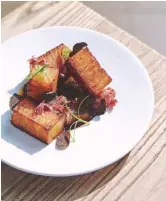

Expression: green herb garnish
xmin=62 ymin=47 xmax=71 ymax=60
xmin=78 ymin=95 xmax=90 ymax=118
xmin=66 ymin=106 xmax=89 ymax=125
xmin=69 ymin=120 xmax=79 ymax=142
xmin=66 ymin=100 xmax=91 ymax=142
xmin=25 ymin=64 xmax=48 ymax=80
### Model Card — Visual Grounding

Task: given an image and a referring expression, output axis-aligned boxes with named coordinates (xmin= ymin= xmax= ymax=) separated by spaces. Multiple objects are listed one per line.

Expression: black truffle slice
xmin=70 ymin=42 xmax=88 ymax=57
xmin=41 ymin=92 xmax=57 ymax=103
xmin=9 ymin=93 xmax=23 ymax=110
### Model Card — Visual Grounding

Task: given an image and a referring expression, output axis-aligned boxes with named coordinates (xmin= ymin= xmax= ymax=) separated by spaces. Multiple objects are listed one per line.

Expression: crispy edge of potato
xmin=68 ymin=48 xmax=112 ymax=95
xmin=11 ymin=109 xmax=66 ymax=144
xmin=36 ymin=44 xmax=64 ymax=66
xmin=47 ymin=115 xmax=66 ymax=144
xmin=27 ymin=79 xmax=56 ymax=101
xmin=11 ymin=110 xmax=48 ymax=144
xmin=27 ymin=44 xmax=71 ymax=101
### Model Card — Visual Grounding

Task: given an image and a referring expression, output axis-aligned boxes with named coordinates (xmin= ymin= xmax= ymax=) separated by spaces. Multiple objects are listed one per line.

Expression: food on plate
xmin=11 ymin=98 xmax=66 ymax=144
xmin=57 ymin=76 xmax=84 ymax=99
xmin=26 ymin=44 xmax=71 ymax=101
xmin=10 ymin=42 xmax=117 ymax=149
xmin=68 ymin=47 xmax=112 ymax=96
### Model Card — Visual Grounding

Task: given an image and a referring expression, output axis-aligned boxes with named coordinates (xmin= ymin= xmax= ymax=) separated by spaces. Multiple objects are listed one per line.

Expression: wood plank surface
xmin=1 ymin=1 xmax=166 ymax=201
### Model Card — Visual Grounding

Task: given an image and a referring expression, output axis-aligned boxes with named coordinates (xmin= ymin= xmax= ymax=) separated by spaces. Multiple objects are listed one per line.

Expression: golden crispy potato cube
xmin=27 ymin=67 xmax=59 ymax=101
xmin=11 ymin=99 xmax=65 ymax=144
xmin=69 ymin=47 xmax=112 ymax=96
xmin=27 ymin=44 xmax=71 ymax=101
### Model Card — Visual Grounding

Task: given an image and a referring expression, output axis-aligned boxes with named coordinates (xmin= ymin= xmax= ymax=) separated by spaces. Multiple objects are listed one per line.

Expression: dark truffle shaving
xmin=41 ymin=92 xmax=57 ymax=103
xmin=69 ymin=42 xmax=88 ymax=57
xmin=58 ymin=81 xmax=83 ymax=99
xmin=23 ymin=84 xmax=28 ymax=96
xmin=80 ymin=96 xmax=106 ymax=117
xmin=9 ymin=93 xmax=23 ymax=110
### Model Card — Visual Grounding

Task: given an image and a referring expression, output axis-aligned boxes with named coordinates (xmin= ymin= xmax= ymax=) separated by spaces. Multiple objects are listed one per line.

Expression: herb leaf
xmin=69 ymin=120 xmax=79 ymax=142
xmin=25 ymin=64 xmax=48 ymax=80
xmin=78 ymin=95 xmax=90 ymax=118
xmin=65 ymin=106 xmax=89 ymax=125
xmin=65 ymin=103 xmax=90 ymax=143
xmin=62 ymin=47 xmax=71 ymax=60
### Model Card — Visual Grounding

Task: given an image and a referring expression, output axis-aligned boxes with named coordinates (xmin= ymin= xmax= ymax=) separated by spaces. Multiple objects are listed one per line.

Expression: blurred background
xmin=1 ymin=1 xmax=166 ymax=56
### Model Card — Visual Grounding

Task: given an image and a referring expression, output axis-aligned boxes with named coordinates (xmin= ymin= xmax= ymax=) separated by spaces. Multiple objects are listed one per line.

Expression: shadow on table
xmin=1 ymin=1 xmax=25 ymax=18
xmin=2 ymin=154 xmax=129 ymax=200
xmin=56 ymin=156 xmax=129 ymax=201
xmin=55 ymin=155 xmax=129 ymax=201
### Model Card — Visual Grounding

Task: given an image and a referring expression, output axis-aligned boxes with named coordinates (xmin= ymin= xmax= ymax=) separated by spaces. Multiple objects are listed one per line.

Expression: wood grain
xmin=1 ymin=1 xmax=166 ymax=201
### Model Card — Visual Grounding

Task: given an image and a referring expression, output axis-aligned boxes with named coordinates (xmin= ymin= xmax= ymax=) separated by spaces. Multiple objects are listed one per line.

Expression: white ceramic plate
xmin=1 ymin=26 xmax=154 ymax=176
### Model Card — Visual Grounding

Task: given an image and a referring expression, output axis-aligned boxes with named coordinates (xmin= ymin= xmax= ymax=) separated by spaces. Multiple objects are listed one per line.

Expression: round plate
xmin=1 ymin=26 xmax=154 ymax=176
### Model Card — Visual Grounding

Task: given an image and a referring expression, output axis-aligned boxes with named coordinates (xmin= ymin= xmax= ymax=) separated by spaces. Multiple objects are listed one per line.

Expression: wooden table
xmin=1 ymin=2 xmax=166 ymax=201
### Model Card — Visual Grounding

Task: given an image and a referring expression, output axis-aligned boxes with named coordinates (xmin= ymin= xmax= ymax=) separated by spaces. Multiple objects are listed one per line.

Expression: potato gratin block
xmin=11 ymin=98 xmax=65 ymax=144
xmin=27 ymin=44 xmax=71 ymax=101
xmin=69 ymin=47 xmax=112 ymax=96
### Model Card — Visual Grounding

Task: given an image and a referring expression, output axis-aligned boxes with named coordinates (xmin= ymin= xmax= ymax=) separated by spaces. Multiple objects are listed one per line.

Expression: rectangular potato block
xmin=11 ymin=99 xmax=65 ymax=144
xmin=27 ymin=44 xmax=71 ymax=101
xmin=68 ymin=47 xmax=112 ymax=96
